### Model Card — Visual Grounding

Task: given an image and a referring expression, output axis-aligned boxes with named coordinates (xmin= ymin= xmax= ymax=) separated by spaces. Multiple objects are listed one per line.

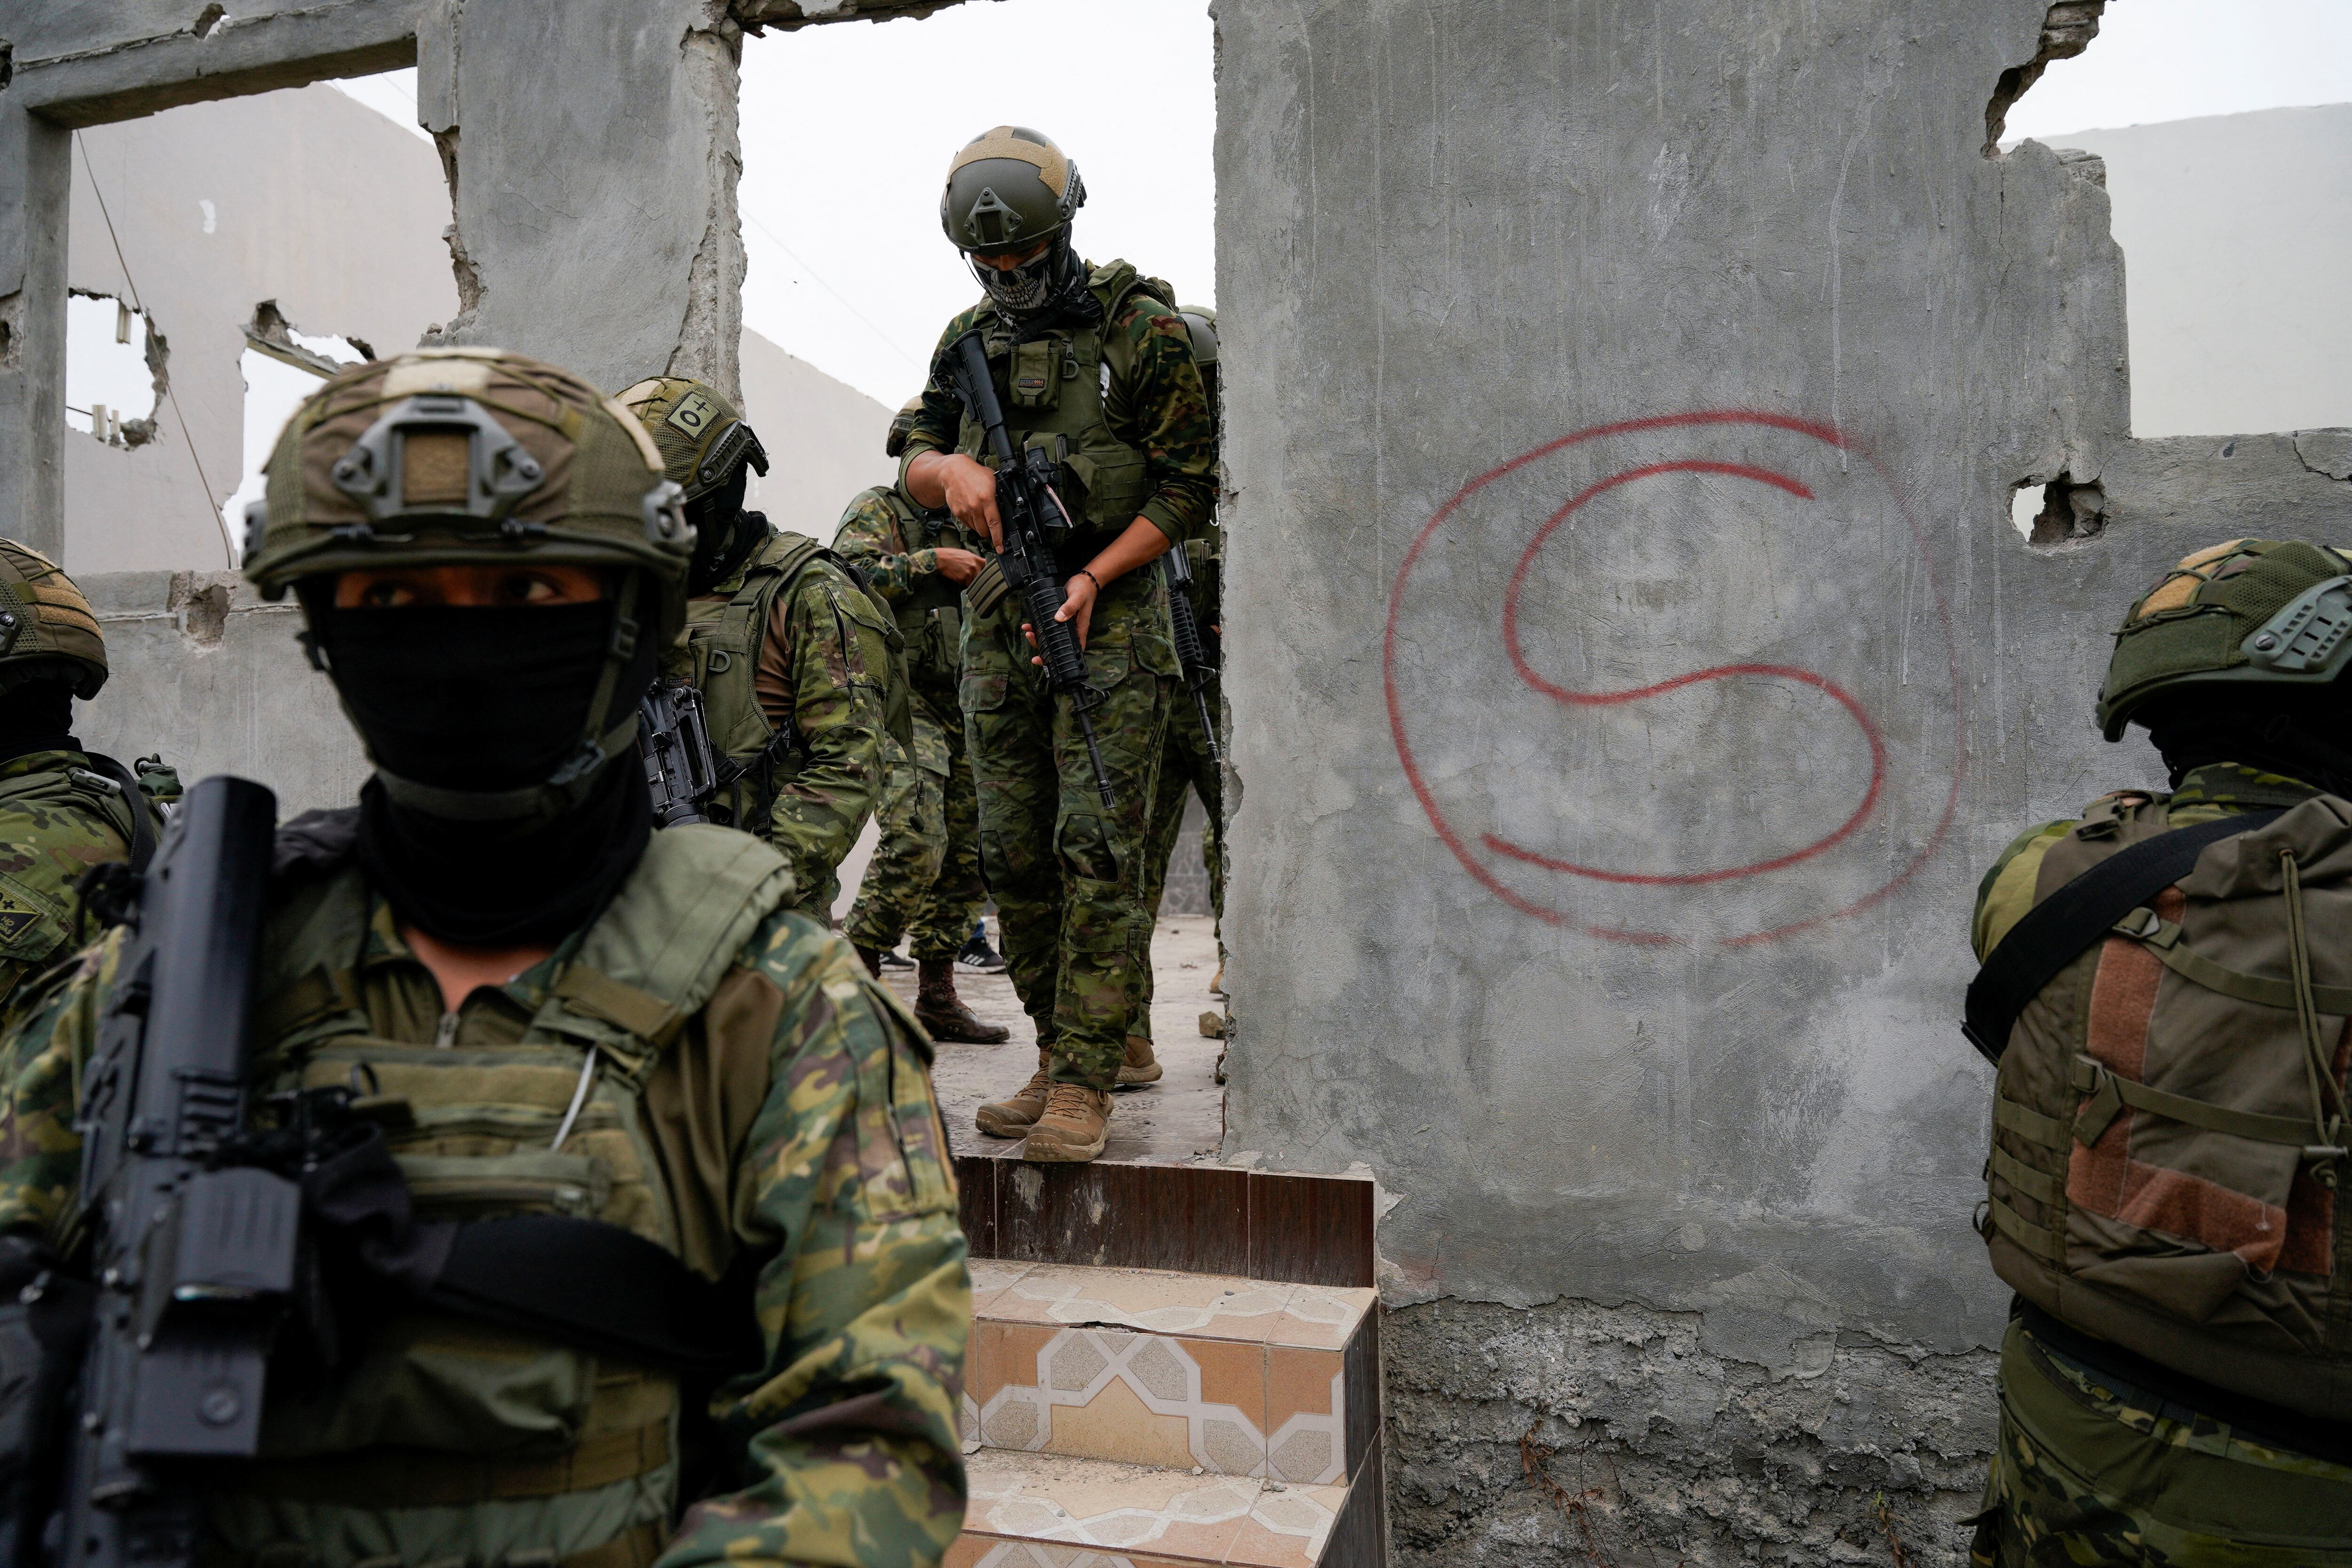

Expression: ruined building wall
xmin=1210 ymin=1 xmax=2352 ymax=1562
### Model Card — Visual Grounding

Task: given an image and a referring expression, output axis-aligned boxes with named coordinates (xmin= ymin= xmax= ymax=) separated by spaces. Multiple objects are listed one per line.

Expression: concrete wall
xmin=739 ymin=327 xmax=896 ymax=540
xmin=64 ymin=83 xmax=459 ymax=575
xmin=1210 ymin=3 xmax=2352 ymax=1562
xmin=2032 ymin=104 xmax=2352 ymax=440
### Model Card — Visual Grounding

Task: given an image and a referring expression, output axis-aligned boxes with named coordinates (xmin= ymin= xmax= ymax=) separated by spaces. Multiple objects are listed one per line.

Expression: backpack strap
xmin=72 ymin=752 xmax=156 ymax=871
xmin=1963 ymin=808 xmax=2288 ymax=1065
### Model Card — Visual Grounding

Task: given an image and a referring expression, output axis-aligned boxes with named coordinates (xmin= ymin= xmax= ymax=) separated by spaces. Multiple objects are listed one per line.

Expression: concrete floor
xmin=877 ymin=914 xmax=1230 ymax=1166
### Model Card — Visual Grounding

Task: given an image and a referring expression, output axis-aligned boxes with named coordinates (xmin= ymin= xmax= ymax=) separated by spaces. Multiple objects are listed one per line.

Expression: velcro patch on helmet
xmin=402 ymin=430 xmax=473 ymax=507
xmin=666 ymin=390 xmax=723 ymax=443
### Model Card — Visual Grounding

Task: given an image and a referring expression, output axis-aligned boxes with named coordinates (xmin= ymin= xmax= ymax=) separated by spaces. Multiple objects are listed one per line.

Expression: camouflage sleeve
xmin=764 ymin=572 xmax=886 ymax=901
xmin=893 ymin=310 xmax=986 ymax=500
xmin=1109 ymin=301 xmax=1218 ymax=544
xmin=0 ymin=935 xmax=114 ymax=1239
xmin=660 ymin=919 xmax=968 ymax=1568
xmin=831 ymin=491 xmax=939 ymax=610
xmin=1971 ymin=820 xmax=2073 ymax=961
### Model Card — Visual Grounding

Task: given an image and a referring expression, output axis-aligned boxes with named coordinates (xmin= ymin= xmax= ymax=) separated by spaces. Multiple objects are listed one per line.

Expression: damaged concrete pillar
xmin=0 ymin=105 xmax=71 ymax=559
xmin=418 ymin=0 xmax=745 ymax=399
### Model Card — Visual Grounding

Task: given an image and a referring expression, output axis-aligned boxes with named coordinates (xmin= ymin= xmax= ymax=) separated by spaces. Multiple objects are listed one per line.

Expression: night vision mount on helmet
xmin=2098 ymin=538 xmax=2352 ymax=740
xmin=940 ymin=125 xmax=1086 ymax=254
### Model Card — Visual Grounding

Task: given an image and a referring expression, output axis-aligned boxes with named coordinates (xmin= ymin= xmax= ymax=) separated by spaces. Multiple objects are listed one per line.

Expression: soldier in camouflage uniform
xmin=0 ymin=541 xmax=175 ymax=1018
xmin=836 ymin=400 xmax=1007 ymax=1045
xmin=615 ymin=377 xmax=898 ymax=923
xmin=1968 ymin=540 xmax=2352 ymax=1565
xmin=0 ymin=350 xmax=969 ymax=1568
xmin=900 ymin=127 xmax=1217 ymax=1162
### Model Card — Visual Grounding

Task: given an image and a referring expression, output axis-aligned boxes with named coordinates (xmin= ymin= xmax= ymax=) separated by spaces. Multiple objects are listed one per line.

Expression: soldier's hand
xmin=1023 ymin=571 xmax=1098 ymax=660
xmin=936 ymin=455 xmax=1003 ymax=551
xmin=933 ymin=547 xmax=985 ymax=585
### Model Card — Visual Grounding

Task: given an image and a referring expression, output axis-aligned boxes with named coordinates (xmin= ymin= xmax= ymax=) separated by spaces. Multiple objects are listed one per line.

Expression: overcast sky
xmin=333 ymin=0 xmax=2350 ymax=406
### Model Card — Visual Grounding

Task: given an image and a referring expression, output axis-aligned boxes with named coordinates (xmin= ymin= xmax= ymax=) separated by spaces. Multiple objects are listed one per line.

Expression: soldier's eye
xmin=502 ymin=574 xmax=561 ymax=604
xmin=359 ymin=581 xmax=419 ymax=608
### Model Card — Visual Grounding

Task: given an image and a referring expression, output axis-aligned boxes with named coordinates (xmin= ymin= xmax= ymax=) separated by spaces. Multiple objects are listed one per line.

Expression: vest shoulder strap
xmin=535 ymin=825 xmax=795 ymax=1061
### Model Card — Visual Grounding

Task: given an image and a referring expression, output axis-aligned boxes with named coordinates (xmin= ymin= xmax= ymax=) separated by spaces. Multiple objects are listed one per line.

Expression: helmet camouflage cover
xmin=244 ymin=347 xmax=693 ymax=642
xmin=0 ymin=541 xmax=106 ymax=699
xmin=940 ymin=126 xmax=1085 ymax=254
xmin=614 ymin=376 xmax=769 ymax=505
xmin=2098 ymin=537 xmax=2352 ymax=739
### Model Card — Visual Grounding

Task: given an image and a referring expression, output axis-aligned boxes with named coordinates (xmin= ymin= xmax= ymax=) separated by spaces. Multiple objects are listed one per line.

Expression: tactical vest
xmin=953 ymin=261 xmax=1175 ymax=543
xmin=686 ymin=529 xmax=910 ymax=836
xmin=864 ymin=488 xmax=964 ymax=694
xmin=0 ymin=753 xmax=159 ymax=982
xmin=220 ymin=825 xmax=795 ymax=1566
xmin=1980 ymin=790 xmax=2352 ymax=1422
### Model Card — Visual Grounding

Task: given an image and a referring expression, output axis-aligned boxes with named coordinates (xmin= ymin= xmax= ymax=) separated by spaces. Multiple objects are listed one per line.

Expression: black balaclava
xmin=685 ymin=465 xmax=756 ymax=596
xmin=307 ymin=594 xmax=660 ymax=947
xmin=0 ymin=680 xmax=78 ymax=768
xmin=2139 ymin=683 xmax=2352 ymax=800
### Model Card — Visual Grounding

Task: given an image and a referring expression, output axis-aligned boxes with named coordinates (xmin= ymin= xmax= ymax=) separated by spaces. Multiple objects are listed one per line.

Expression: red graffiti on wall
xmin=1383 ymin=413 xmax=1963 ymax=947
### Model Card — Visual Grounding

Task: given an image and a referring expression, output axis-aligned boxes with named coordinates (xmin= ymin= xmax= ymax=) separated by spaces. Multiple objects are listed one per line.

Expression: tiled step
xmin=949 ymin=1447 xmax=1384 ymax=1568
xmin=966 ymin=1260 xmax=1379 ymax=1486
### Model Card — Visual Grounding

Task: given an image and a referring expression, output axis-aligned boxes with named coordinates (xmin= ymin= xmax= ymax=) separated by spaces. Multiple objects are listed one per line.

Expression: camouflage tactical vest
xmin=218 ymin=825 xmax=795 ymax=1568
xmin=0 ymin=753 xmax=163 ymax=1007
xmin=687 ymin=529 xmax=910 ymax=836
xmin=1982 ymin=790 xmax=2352 ymax=1421
xmin=864 ymin=487 xmax=964 ymax=693
xmin=952 ymin=261 xmax=1175 ymax=539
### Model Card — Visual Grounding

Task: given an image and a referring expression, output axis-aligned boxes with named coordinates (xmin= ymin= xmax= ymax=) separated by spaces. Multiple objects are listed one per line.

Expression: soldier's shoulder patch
xmin=0 ymin=873 xmax=65 ymax=961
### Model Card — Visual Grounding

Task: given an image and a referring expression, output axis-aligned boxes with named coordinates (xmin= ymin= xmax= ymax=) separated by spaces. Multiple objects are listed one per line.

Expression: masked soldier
xmin=0 ymin=350 xmax=969 ymax=1568
xmin=1967 ymin=539 xmax=2352 ymax=1564
xmin=0 ymin=541 xmax=175 ymax=1018
xmin=615 ymin=376 xmax=900 ymax=923
xmin=898 ymin=127 xmax=1216 ymax=1163
xmin=835 ymin=401 xmax=1007 ymax=1045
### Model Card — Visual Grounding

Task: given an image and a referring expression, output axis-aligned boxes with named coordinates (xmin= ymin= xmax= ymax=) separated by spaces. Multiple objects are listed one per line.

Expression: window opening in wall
xmin=65 ymin=291 xmax=161 ymax=448
xmin=217 ymin=309 xmax=368 ymax=547
xmin=1992 ymin=0 xmax=2352 ymax=444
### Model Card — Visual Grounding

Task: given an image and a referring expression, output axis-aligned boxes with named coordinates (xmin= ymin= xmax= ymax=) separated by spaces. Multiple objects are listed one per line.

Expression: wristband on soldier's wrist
xmin=1076 ymin=568 xmax=1103 ymax=596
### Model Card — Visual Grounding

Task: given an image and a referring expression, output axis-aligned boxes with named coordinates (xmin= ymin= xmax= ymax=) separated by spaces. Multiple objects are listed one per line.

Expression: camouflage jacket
xmin=1972 ymin=762 xmax=2320 ymax=958
xmin=896 ymin=259 xmax=1218 ymax=548
xmin=689 ymin=526 xmax=891 ymax=915
xmin=831 ymin=487 xmax=971 ymax=702
xmin=0 ymin=749 xmax=159 ymax=1019
xmin=0 ymin=840 xmax=970 ymax=1568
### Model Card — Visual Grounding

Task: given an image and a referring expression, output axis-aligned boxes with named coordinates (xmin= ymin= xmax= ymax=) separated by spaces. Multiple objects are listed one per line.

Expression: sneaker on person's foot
xmin=879 ymin=948 xmax=914 ymax=971
xmin=976 ymin=1056 xmax=1052 ymax=1138
xmin=958 ymin=930 xmax=1009 ymax=974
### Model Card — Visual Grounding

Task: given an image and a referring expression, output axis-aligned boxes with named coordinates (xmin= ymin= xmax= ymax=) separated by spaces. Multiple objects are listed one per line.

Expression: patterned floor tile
xmin=1224 ymin=1482 xmax=1350 ymax=1568
xmin=985 ymin=1265 xmax=1300 ymax=1342
xmin=963 ymin=1450 xmax=1259 ymax=1564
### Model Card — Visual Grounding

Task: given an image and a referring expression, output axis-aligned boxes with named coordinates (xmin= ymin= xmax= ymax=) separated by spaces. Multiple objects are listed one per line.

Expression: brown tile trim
xmin=1341 ymin=1305 xmax=1380 ymax=1486
xmin=957 ymin=1155 xmax=1377 ymax=1289
xmin=1324 ymin=1433 xmax=1389 ymax=1566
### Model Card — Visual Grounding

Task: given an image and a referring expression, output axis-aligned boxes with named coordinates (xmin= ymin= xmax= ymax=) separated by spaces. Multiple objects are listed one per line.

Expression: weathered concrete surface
xmin=74 ymin=571 xmax=367 ymax=815
xmin=419 ymin=0 xmax=747 ymax=398
xmin=1210 ymin=1 xmax=2352 ymax=1560
xmin=63 ymin=83 xmax=458 ymax=574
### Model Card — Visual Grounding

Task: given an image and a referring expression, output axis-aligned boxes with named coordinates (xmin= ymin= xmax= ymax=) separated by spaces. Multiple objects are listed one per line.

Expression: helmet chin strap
xmin=369 ymin=573 xmax=650 ymax=827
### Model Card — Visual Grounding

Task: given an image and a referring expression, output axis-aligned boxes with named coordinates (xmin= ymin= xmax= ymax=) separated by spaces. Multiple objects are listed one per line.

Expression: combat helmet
xmin=940 ymin=126 xmax=1085 ymax=255
xmin=245 ymin=347 xmax=691 ymax=808
xmin=613 ymin=376 xmax=769 ymax=503
xmin=2098 ymin=538 xmax=2352 ymax=739
xmin=0 ymin=541 xmax=107 ymax=699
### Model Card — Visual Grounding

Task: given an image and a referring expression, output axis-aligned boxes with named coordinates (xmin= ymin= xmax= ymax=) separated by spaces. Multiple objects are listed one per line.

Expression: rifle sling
xmin=79 ymin=752 xmax=157 ymax=872
xmin=1962 ymin=809 xmax=2287 ymax=1065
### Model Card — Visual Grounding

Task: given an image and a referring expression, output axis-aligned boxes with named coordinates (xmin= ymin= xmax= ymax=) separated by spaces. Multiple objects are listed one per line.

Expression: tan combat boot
xmin=976 ymin=1051 xmax=1052 ymax=1138
xmin=917 ymin=958 xmax=1011 ymax=1044
xmin=1022 ymin=1082 xmax=1113 ymax=1163
xmin=1117 ymin=1033 xmax=1163 ymax=1087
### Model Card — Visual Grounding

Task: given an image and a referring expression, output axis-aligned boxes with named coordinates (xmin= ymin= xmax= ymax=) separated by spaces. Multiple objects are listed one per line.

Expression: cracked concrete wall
xmin=62 ymin=83 xmax=458 ymax=574
xmin=1211 ymin=1 xmax=2352 ymax=1561
xmin=418 ymin=0 xmax=747 ymax=399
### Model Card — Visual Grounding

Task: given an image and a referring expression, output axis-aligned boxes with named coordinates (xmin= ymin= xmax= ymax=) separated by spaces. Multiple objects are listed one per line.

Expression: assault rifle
xmin=1160 ymin=546 xmax=1221 ymax=767
xmin=638 ymin=682 xmax=722 ymax=828
xmin=940 ymin=328 xmax=1116 ymax=807
xmin=57 ymin=774 xmax=290 ymax=1568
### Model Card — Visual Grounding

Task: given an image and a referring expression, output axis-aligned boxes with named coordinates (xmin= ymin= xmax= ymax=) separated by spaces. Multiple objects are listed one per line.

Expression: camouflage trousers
xmin=1970 ymin=1319 xmax=2352 ymax=1566
xmin=1134 ymin=675 xmax=1222 ymax=1046
xmin=843 ymin=689 xmax=988 ymax=960
xmin=962 ymin=567 xmax=1174 ymax=1090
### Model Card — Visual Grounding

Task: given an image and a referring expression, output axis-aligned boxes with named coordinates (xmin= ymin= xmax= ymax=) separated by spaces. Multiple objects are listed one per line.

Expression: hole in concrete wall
xmin=65 ymin=290 xmax=164 ymax=448
xmin=216 ymin=307 xmax=368 ymax=545
xmin=1984 ymin=2 xmax=2106 ymax=157
xmin=2015 ymin=475 xmax=2108 ymax=546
